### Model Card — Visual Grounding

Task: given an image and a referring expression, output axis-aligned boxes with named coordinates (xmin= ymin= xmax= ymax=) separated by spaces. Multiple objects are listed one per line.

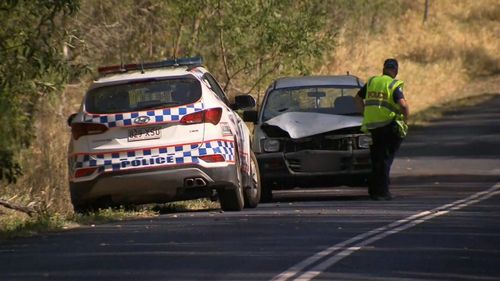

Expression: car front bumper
xmin=257 ymin=149 xmax=371 ymax=188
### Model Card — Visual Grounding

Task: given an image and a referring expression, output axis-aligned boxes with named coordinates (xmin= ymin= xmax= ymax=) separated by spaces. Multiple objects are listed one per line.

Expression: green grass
xmin=0 ymin=207 xmax=157 ymax=240
xmin=0 ymin=199 xmax=219 ymax=239
xmin=0 ymin=212 xmax=69 ymax=239
xmin=72 ymin=207 xmax=158 ymax=225
xmin=152 ymin=199 xmax=220 ymax=214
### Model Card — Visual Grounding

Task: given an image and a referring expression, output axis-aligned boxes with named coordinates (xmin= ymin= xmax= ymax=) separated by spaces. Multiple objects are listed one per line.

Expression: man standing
xmin=355 ymin=58 xmax=410 ymax=200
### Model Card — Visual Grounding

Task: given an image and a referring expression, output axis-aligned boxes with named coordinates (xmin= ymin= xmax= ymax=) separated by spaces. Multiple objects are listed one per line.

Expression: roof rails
xmin=97 ymin=56 xmax=203 ymax=77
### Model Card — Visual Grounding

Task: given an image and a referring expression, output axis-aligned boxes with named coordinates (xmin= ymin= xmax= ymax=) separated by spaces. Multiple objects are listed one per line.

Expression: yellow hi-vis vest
xmin=362 ymin=75 xmax=405 ymax=132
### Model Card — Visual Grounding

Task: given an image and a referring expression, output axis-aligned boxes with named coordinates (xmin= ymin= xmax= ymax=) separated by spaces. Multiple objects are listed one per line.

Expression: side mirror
xmin=243 ymin=110 xmax=258 ymax=124
xmin=232 ymin=95 xmax=256 ymax=110
xmin=67 ymin=113 xmax=77 ymax=127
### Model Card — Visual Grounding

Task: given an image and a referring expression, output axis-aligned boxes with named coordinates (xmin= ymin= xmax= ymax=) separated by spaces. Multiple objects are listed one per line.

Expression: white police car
xmin=67 ymin=57 xmax=260 ymax=212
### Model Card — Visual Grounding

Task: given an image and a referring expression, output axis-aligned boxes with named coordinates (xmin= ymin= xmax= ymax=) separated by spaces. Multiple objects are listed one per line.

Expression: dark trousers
xmin=369 ymin=122 xmax=403 ymax=196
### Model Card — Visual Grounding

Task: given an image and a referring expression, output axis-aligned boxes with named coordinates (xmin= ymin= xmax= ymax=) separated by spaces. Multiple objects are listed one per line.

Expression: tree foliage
xmin=210 ymin=0 xmax=334 ymax=95
xmin=71 ymin=0 xmax=335 ymax=98
xmin=0 ymin=0 xmax=79 ymax=183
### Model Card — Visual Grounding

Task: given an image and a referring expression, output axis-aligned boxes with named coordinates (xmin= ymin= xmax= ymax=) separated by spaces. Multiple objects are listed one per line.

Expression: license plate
xmin=128 ymin=126 xmax=162 ymax=142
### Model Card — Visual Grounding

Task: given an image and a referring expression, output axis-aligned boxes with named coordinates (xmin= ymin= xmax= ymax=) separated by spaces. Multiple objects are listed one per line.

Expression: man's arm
xmin=393 ymin=86 xmax=409 ymax=122
xmin=398 ymin=98 xmax=409 ymax=122
xmin=355 ymin=84 xmax=367 ymax=113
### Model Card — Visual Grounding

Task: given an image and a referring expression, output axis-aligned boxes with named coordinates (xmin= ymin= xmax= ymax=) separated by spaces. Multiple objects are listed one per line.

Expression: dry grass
xmin=322 ymin=0 xmax=499 ymax=114
xmin=1 ymin=83 xmax=86 ymax=215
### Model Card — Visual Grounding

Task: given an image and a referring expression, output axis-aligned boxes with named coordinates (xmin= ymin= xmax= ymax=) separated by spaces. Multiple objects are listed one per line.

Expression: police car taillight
xmin=180 ymin=108 xmax=222 ymax=125
xmin=71 ymin=123 xmax=108 ymax=140
xmin=199 ymin=154 xmax=225 ymax=163
xmin=204 ymin=108 xmax=222 ymax=125
xmin=74 ymin=167 xmax=98 ymax=178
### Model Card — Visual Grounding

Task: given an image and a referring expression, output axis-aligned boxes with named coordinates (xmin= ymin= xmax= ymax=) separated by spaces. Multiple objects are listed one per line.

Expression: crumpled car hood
xmin=264 ymin=112 xmax=362 ymax=139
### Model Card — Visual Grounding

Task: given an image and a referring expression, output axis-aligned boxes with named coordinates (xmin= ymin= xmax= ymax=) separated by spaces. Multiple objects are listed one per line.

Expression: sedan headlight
xmin=263 ymin=139 xmax=280 ymax=152
xmin=358 ymin=135 xmax=372 ymax=148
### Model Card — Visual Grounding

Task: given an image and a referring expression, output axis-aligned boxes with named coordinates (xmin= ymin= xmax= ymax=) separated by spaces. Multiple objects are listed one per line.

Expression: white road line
xmin=271 ymin=210 xmax=432 ymax=281
xmin=272 ymin=182 xmax=500 ymax=281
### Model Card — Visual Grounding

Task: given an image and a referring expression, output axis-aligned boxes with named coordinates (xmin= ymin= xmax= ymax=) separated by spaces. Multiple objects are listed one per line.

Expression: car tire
xmin=70 ymin=184 xmax=90 ymax=213
xmin=260 ymin=181 xmax=273 ymax=203
xmin=244 ymin=151 xmax=261 ymax=208
xmin=71 ymin=197 xmax=97 ymax=213
xmin=72 ymin=203 xmax=93 ymax=214
xmin=70 ymin=185 xmax=110 ymax=213
xmin=71 ymin=199 xmax=106 ymax=214
xmin=219 ymin=152 xmax=244 ymax=211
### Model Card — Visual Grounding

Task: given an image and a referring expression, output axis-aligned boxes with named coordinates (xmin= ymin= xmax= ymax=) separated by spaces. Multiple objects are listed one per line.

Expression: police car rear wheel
xmin=71 ymin=198 xmax=109 ymax=214
xmin=72 ymin=200 xmax=99 ymax=214
xmin=219 ymin=153 xmax=244 ymax=211
xmin=70 ymin=185 xmax=90 ymax=213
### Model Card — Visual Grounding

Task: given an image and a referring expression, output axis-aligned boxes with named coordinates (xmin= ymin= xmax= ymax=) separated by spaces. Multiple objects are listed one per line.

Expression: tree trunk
xmin=172 ymin=20 xmax=185 ymax=59
xmin=423 ymin=0 xmax=430 ymax=24
xmin=189 ymin=15 xmax=201 ymax=55
xmin=217 ymin=2 xmax=231 ymax=92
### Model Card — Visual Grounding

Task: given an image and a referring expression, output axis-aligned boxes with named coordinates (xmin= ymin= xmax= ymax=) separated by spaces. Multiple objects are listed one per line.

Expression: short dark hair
xmin=383 ymin=58 xmax=398 ymax=70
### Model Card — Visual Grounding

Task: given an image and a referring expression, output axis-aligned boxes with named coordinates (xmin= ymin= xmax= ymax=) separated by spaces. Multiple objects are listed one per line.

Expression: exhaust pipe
xmin=194 ymin=178 xmax=207 ymax=187
xmin=184 ymin=177 xmax=207 ymax=187
xmin=185 ymin=178 xmax=194 ymax=187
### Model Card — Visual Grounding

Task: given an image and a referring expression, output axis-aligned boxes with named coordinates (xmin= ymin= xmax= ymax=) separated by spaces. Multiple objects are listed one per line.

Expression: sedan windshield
xmin=262 ymin=87 xmax=361 ymax=121
xmin=85 ymin=77 xmax=201 ymax=114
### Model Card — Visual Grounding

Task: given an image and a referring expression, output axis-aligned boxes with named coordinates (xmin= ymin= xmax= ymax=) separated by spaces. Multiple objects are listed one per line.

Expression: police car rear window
xmin=85 ymin=77 xmax=202 ymax=114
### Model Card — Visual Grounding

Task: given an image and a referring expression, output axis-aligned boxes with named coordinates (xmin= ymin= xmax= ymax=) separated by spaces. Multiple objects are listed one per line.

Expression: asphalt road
xmin=1 ymin=95 xmax=500 ymax=281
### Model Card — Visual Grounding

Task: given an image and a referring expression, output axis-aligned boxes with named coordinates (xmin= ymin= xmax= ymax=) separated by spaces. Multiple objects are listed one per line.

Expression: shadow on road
xmin=271 ymin=172 xmax=500 ymax=205
xmin=272 ymin=192 xmax=370 ymax=203
xmin=392 ymin=174 xmax=500 ymax=185
xmin=399 ymin=95 xmax=500 ymax=159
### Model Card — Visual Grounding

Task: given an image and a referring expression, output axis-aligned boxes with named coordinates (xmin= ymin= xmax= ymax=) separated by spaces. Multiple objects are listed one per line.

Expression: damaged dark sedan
xmin=243 ymin=75 xmax=371 ymax=201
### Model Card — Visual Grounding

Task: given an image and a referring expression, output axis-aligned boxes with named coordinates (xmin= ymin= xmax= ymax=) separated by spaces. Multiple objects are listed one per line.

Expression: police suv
xmin=67 ymin=57 xmax=261 ymax=212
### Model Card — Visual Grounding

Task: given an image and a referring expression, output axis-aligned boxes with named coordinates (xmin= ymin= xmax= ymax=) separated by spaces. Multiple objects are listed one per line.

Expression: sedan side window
xmin=203 ymin=73 xmax=230 ymax=105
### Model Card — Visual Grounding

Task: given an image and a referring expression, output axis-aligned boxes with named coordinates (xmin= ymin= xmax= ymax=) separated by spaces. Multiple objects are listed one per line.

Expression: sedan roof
xmin=273 ymin=75 xmax=364 ymax=89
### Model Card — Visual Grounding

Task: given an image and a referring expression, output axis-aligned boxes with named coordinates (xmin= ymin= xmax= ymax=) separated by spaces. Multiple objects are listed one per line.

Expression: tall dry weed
xmin=1 ymin=84 xmax=86 ymax=215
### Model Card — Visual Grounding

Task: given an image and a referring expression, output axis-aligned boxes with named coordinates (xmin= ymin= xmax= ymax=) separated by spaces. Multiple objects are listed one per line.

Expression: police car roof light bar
xmin=97 ymin=56 xmax=203 ymax=76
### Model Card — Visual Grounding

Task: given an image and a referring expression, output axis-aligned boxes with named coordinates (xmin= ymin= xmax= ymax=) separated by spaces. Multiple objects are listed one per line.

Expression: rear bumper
xmin=257 ymin=150 xmax=371 ymax=187
xmin=70 ymin=164 xmax=237 ymax=206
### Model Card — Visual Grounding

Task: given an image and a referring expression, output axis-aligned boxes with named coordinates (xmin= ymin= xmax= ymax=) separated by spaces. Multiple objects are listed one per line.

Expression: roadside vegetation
xmin=1 ymin=0 xmax=498 ymax=238
xmin=0 ymin=199 xmax=218 ymax=239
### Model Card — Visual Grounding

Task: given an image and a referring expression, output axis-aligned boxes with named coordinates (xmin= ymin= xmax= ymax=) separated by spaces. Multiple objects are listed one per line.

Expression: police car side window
xmin=203 ymin=73 xmax=230 ymax=105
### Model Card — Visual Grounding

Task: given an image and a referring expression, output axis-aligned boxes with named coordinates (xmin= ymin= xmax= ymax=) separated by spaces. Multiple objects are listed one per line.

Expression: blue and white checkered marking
xmin=83 ymin=102 xmax=204 ymax=128
xmin=71 ymin=140 xmax=235 ymax=176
